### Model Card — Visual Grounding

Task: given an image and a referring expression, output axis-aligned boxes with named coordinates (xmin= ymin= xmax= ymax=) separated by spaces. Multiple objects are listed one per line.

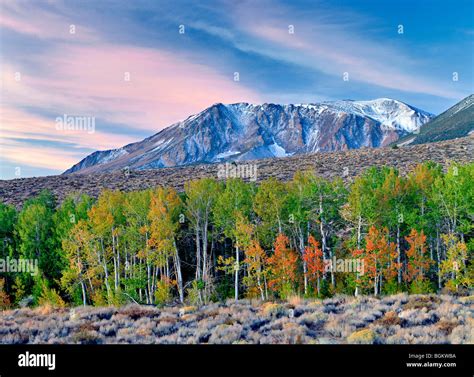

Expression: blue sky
xmin=1 ymin=0 xmax=473 ymax=179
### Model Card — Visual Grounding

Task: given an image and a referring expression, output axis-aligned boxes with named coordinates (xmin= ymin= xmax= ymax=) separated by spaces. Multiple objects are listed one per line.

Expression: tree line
xmin=0 ymin=162 xmax=472 ymax=308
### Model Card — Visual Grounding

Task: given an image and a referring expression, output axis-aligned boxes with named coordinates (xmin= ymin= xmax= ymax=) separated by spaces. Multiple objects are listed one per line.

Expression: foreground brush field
xmin=0 ymin=294 xmax=472 ymax=344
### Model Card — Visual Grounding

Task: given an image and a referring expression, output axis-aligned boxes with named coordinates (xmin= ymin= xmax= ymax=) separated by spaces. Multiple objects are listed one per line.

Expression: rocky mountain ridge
xmin=64 ymin=98 xmax=433 ymax=174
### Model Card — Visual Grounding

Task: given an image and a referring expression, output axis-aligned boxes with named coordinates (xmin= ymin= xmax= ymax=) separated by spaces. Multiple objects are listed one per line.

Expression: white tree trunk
xmin=234 ymin=245 xmax=239 ymax=301
xmin=397 ymin=223 xmax=401 ymax=284
xmin=81 ymin=280 xmax=87 ymax=306
xmin=173 ymin=240 xmax=184 ymax=303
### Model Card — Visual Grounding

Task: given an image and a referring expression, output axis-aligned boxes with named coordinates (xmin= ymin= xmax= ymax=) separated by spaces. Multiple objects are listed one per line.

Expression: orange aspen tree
xmin=303 ymin=235 xmax=324 ymax=296
xmin=0 ymin=278 xmax=11 ymax=309
xmin=267 ymin=234 xmax=299 ymax=298
xmin=404 ymin=229 xmax=432 ymax=290
xmin=354 ymin=226 xmax=398 ymax=295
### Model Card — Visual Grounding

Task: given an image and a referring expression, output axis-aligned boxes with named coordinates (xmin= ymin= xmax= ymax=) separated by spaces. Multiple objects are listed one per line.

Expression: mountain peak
xmin=64 ymin=98 xmax=434 ymax=175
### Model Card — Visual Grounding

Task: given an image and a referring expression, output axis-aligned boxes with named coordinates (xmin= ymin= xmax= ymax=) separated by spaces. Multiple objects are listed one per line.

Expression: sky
xmin=0 ymin=0 xmax=473 ymax=179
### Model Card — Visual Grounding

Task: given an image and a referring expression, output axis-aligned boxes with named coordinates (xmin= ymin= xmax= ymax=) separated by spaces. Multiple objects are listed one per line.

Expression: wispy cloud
xmin=2 ymin=44 xmax=260 ymax=129
xmin=195 ymin=0 xmax=465 ymax=99
xmin=0 ymin=0 xmax=98 ymax=42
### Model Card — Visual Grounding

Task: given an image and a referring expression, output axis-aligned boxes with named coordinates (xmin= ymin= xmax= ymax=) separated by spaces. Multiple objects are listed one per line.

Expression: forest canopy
xmin=0 ymin=162 xmax=472 ymax=309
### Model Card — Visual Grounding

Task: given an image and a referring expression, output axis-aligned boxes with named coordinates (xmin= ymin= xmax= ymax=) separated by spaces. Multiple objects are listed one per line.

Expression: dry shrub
xmin=305 ymin=300 xmax=323 ymax=310
xmin=385 ymin=326 xmax=446 ymax=344
xmin=449 ymin=325 xmax=473 ymax=344
xmin=323 ymin=296 xmax=346 ymax=307
xmin=467 ymin=317 xmax=474 ymax=327
xmin=179 ymin=314 xmax=197 ymax=322
xmin=436 ymin=301 xmax=461 ymax=319
xmin=98 ymin=322 xmax=117 ymax=337
xmin=436 ymin=319 xmax=459 ymax=335
xmin=325 ymin=315 xmax=355 ymax=338
xmin=153 ymin=321 xmax=178 ymax=337
xmin=0 ymin=332 xmax=29 ymax=344
xmin=223 ymin=317 xmax=237 ymax=326
xmin=249 ymin=298 xmax=264 ymax=308
xmin=298 ymin=312 xmax=326 ymax=332
xmin=347 ymin=328 xmax=375 ymax=344
xmin=459 ymin=295 xmax=474 ymax=304
xmin=35 ymin=304 xmax=55 ymax=316
xmin=281 ymin=322 xmax=306 ymax=344
xmin=115 ymin=326 xmax=147 ymax=343
xmin=375 ymin=311 xmax=403 ymax=327
xmin=136 ymin=326 xmax=153 ymax=337
xmin=259 ymin=317 xmax=287 ymax=334
xmin=402 ymin=308 xmax=440 ymax=326
xmin=248 ymin=318 xmax=269 ymax=331
xmin=119 ymin=305 xmax=158 ymax=319
xmin=233 ymin=339 xmax=249 ymax=344
xmin=78 ymin=322 xmax=97 ymax=332
xmin=201 ymin=307 xmax=220 ymax=319
xmin=158 ymin=315 xmax=178 ymax=324
xmin=71 ymin=329 xmax=102 ymax=344
xmin=403 ymin=295 xmax=441 ymax=310
xmin=181 ymin=306 xmax=196 ymax=314
xmin=73 ymin=306 xmax=116 ymax=321
xmin=360 ymin=310 xmax=383 ymax=323
xmin=286 ymin=295 xmax=303 ymax=307
xmin=208 ymin=323 xmax=243 ymax=344
xmin=261 ymin=302 xmax=286 ymax=317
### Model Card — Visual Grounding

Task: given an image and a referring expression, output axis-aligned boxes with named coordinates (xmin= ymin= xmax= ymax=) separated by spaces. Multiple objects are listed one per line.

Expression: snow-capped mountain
xmin=64 ymin=98 xmax=433 ymax=174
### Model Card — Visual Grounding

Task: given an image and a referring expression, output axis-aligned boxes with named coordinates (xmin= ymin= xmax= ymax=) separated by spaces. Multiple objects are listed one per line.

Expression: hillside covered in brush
xmin=1 ymin=136 xmax=472 ymax=208
xmin=1 ymin=295 xmax=472 ymax=344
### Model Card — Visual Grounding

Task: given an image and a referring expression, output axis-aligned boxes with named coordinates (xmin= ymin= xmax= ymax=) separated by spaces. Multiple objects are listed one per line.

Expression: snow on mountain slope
xmin=325 ymin=98 xmax=432 ymax=132
xmin=64 ymin=98 xmax=434 ymax=174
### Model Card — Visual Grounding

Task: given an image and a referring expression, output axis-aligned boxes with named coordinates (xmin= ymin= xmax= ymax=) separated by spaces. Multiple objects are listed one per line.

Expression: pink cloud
xmin=0 ymin=106 xmax=136 ymax=150
xmin=1 ymin=43 xmax=260 ymax=172
xmin=0 ymin=1 xmax=98 ymax=42
xmin=0 ymin=105 xmax=138 ymax=171
xmin=1 ymin=141 xmax=81 ymax=171
xmin=4 ymin=44 xmax=260 ymax=132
